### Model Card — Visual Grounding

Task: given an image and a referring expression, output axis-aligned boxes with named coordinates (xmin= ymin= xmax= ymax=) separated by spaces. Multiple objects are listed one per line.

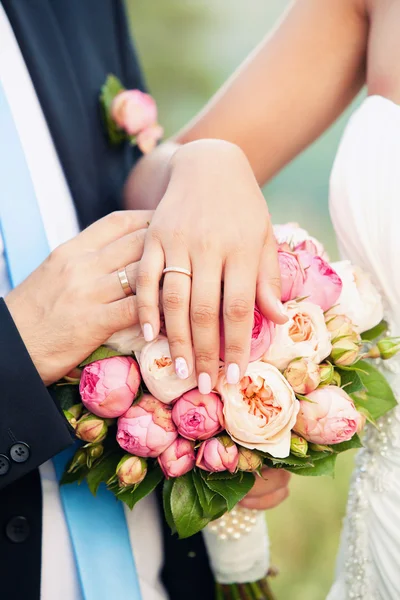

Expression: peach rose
xmin=138 ymin=336 xmax=197 ymax=404
xmin=217 ymin=361 xmax=300 ymax=458
xmin=262 ymin=300 xmax=331 ymax=371
xmin=273 ymin=223 xmax=329 ymax=260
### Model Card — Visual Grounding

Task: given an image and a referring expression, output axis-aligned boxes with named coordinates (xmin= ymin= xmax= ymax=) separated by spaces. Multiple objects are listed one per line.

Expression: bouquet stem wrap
xmin=202 ymin=508 xmax=270 ymax=585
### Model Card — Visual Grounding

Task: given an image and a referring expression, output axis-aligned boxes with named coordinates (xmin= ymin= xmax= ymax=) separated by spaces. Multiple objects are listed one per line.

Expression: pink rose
xmin=158 ymin=437 xmax=195 ymax=478
xmin=111 ymin=89 xmax=158 ymax=136
xmin=80 ymin=356 xmax=140 ymax=418
xmin=298 ymin=252 xmax=342 ymax=312
xmin=138 ymin=336 xmax=197 ymax=404
xmin=278 ymin=250 xmax=306 ymax=302
xmin=220 ymin=306 xmax=275 ymax=362
xmin=274 ymin=223 xmax=329 ymax=260
xmin=294 ymin=386 xmax=362 ymax=445
xmin=117 ymin=394 xmax=178 ymax=457
xmin=196 ymin=435 xmax=239 ymax=474
xmin=172 ymin=389 xmax=224 ymax=441
xmin=136 ymin=124 xmax=164 ymax=154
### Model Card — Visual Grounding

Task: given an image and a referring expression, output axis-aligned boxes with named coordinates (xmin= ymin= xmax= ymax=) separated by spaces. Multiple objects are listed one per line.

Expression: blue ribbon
xmin=0 ymin=79 xmax=142 ymax=600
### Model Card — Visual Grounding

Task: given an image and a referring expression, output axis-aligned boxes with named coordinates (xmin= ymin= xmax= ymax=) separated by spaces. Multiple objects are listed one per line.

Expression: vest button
xmin=0 ymin=454 xmax=10 ymax=475
xmin=9 ymin=442 xmax=30 ymax=464
xmin=5 ymin=516 xmax=30 ymax=543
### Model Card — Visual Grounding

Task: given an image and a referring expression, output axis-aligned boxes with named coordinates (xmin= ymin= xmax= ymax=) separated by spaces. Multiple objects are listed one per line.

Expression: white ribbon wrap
xmin=202 ymin=508 xmax=270 ymax=584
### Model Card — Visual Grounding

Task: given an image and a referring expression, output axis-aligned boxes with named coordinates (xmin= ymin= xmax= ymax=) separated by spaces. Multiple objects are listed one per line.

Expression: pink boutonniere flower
xmin=100 ymin=74 xmax=163 ymax=154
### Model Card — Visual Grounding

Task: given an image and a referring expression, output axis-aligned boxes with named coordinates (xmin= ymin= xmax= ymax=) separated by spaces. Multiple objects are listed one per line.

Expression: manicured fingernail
xmin=143 ymin=323 xmax=154 ymax=342
xmin=226 ymin=363 xmax=240 ymax=385
xmin=198 ymin=372 xmax=212 ymax=395
xmin=275 ymin=298 xmax=288 ymax=320
xmin=175 ymin=357 xmax=189 ymax=380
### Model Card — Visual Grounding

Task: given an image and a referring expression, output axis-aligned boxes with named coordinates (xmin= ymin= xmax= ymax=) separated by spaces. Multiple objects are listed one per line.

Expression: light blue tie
xmin=0 ymin=80 xmax=142 ymax=600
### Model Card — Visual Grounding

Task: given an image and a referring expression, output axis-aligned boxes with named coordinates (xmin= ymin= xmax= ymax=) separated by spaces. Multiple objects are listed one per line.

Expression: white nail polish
xmin=226 ymin=363 xmax=240 ymax=385
xmin=175 ymin=357 xmax=189 ymax=380
xmin=143 ymin=323 xmax=154 ymax=342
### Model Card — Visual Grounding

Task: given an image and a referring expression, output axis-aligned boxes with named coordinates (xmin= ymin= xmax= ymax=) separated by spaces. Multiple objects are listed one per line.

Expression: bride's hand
xmin=240 ymin=468 xmax=291 ymax=510
xmin=135 ymin=139 xmax=286 ymax=393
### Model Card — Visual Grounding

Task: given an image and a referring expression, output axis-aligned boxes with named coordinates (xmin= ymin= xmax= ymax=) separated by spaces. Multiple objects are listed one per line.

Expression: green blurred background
xmin=127 ymin=1 xmax=361 ymax=597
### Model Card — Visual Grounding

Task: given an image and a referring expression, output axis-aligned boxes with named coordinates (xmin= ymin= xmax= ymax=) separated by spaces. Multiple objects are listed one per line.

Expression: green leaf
xmin=266 ymin=454 xmax=314 ymax=468
xmin=354 ymin=360 xmax=397 ymax=419
xmin=203 ymin=470 xmax=238 ymax=481
xmin=328 ymin=433 xmax=363 ymax=453
xmin=118 ymin=465 xmax=163 ymax=510
xmin=162 ymin=479 xmax=177 ymax=535
xmin=52 ymin=384 xmax=81 ymax=412
xmin=287 ymin=453 xmax=337 ymax=477
xmin=192 ymin=471 xmax=227 ymax=520
xmin=99 ymin=74 xmax=127 ymax=146
xmin=336 ymin=368 xmax=364 ymax=395
xmin=170 ymin=473 xmax=211 ymax=538
xmin=87 ymin=452 xmax=122 ymax=495
xmin=202 ymin=472 xmax=255 ymax=511
xmin=60 ymin=465 xmax=89 ymax=486
xmin=361 ymin=320 xmax=388 ymax=341
xmin=79 ymin=345 xmax=125 ymax=368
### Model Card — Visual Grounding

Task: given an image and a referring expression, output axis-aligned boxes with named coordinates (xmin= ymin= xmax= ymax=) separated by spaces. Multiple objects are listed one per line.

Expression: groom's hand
xmin=5 ymin=210 xmax=153 ymax=386
xmin=239 ymin=468 xmax=291 ymax=510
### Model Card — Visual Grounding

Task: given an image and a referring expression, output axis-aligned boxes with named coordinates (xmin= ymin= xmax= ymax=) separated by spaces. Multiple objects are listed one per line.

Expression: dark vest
xmin=0 ymin=2 xmax=214 ymax=598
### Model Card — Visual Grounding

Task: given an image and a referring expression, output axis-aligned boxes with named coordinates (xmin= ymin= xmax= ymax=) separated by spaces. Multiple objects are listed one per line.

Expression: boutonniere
xmin=100 ymin=74 xmax=163 ymax=154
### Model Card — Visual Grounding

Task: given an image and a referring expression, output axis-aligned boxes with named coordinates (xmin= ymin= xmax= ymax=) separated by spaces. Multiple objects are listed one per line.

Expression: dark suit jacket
xmin=0 ymin=2 xmax=214 ymax=598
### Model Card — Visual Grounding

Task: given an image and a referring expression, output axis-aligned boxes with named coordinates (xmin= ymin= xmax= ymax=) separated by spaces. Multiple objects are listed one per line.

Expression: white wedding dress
xmin=328 ymin=95 xmax=400 ymax=599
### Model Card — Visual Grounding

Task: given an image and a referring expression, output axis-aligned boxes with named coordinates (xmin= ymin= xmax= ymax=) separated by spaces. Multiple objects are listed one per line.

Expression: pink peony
xmin=172 ymin=389 xmax=224 ymax=441
xmin=111 ymin=89 xmax=158 ymax=136
xmin=278 ymin=250 xmax=306 ymax=302
xmin=196 ymin=435 xmax=239 ymax=474
xmin=80 ymin=356 xmax=140 ymax=418
xmin=117 ymin=394 xmax=178 ymax=458
xmin=294 ymin=386 xmax=362 ymax=445
xmin=220 ymin=305 xmax=275 ymax=362
xmin=158 ymin=437 xmax=195 ymax=478
xmin=298 ymin=252 xmax=342 ymax=312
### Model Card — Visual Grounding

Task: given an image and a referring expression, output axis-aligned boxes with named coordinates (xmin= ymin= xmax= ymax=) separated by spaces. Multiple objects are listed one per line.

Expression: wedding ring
xmin=117 ymin=268 xmax=133 ymax=296
xmin=162 ymin=267 xmax=192 ymax=278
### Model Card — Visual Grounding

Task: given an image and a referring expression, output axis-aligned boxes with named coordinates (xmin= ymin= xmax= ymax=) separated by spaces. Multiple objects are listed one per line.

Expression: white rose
xmin=105 ymin=324 xmax=146 ymax=355
xmin=330 ymin=261 xmax=384 ymax=333
xmin=217 ymin=361 xmax=299 ymax=458
xmin=138 ymin=336 xmax=197 ymax=404
xmin=262 ymin=300 xmax=332 ymax=371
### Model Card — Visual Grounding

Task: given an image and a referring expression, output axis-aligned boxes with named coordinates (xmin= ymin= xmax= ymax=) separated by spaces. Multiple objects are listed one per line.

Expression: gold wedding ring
xmin=162 ymin=267 xmax=192 ymax=278
xmin=117 ymin=268 xmax=133 ymax=296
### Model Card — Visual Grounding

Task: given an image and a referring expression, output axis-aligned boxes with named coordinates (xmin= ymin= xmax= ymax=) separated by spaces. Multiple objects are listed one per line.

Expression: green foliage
xmin=118 ymin=465 xmax=163 ymax=510
xmin=99 ymin=75 xmax=126 ymax=145
xmin=361 ymin=320 xmax=388 ymax=341
xmin=353 ymin=360 xmax=397 ymax=419
xmin=53 ymin=384 xmax=81 ymax=411
xmin=79 ymin=345 xmax=125 ymax=367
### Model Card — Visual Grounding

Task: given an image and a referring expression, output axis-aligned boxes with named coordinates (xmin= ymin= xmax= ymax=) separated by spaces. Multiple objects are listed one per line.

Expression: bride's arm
xmin=176 ymin=0 xmax=369 ymax=185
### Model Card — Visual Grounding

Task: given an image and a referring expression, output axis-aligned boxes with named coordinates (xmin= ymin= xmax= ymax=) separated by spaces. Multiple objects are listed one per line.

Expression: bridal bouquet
xmin=55 ymin=222 xmax=398 ymax=600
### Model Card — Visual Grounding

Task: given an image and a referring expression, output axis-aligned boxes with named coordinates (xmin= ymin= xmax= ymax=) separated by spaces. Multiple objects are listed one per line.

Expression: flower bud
xmin=69 ymin=403 xmax=84 ymax=420
xmin=67 ymin=448 xmax=87 ymax=473
xmin=377 ymin=337 xmax=400 ymax=360
xmin=196 ymin=435 xmax=239 ymax=474
xmin=330 ymin=338 xmax=360 ymax=366
xmin=284 ymin=358 xmax=320 ymax=394
xmin=64 ymin=410 xmax=78 ymax=429
xmin=290 ymin=433 xmax=308 ymax=458
xmin=63 ymin=367 xmax=82 ymax=384
xmin=237 ymin=447 xmax=263 ymax=472
xmin=116 ymin=455 xmax=147 ymax=488
xmin=319 ymin=362 xmax=334 ymax=385
xmin=76 ymin=414 xmax=108 ymax=444
xmin=86 ymin=443 xmax=104 ymax=468
xmin=158 ymin=437 xmax=195 ymax=478
xmin=325 ymin=312 xmax=353 ymax=340
xmin=331 ymin=370 xmax=341 ymax=386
